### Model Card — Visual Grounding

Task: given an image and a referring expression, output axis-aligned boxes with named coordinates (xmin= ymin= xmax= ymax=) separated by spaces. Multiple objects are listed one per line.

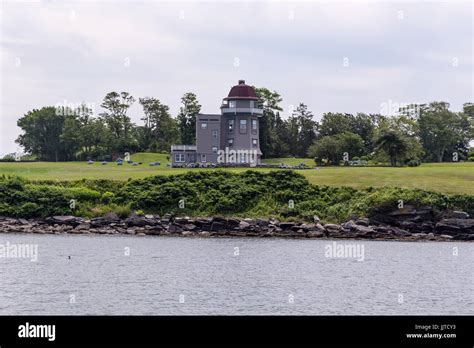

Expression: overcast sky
xmin=1 ymin=0 xmax=472 ymax=156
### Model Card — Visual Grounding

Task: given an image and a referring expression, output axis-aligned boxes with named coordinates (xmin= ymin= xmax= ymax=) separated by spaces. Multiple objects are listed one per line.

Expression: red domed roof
xmin=224 ymin=80 xmax=258 ymax=100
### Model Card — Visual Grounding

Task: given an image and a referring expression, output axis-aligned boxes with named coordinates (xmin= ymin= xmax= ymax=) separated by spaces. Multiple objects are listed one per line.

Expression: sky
xmin=0 ymin=0 xmax=472 ymax=156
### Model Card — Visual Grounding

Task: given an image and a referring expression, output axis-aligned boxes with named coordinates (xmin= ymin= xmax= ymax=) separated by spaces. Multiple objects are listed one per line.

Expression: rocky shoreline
xmin=0 ymin=205 xmax=473 ymax=241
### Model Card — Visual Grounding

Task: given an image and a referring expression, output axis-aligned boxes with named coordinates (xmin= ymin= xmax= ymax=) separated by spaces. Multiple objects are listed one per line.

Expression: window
xmin=229 ymin=101 xmax=236 ymax=108
xmin=252 ymin=139 xmax=258 ymax=147
xmin=200 ymin=154 xmax=206 ymax=162
xmin=201 ymin=123 xmax=208 ymax=129
xmin=240 ymin=119 xmax=247 ymax=132
xmin=228 ymin=138 xmax=234 ymax=147
xmin=212 ymin=146 xmax=218 ymax=154
xmin=252 ymin=119 xmax=257 ymax=131
xmin=239 ymin=153 xmax=247 ymax=163
xmin=229 ymin=120 xmax=234 ymax=132
xmin=212 ymin=130 xmax=218 ymax=138
xmin=175 ymin=154 xmax=185 ymax=163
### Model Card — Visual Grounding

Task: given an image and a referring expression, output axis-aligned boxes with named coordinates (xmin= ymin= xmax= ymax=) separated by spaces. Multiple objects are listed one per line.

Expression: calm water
xmin=0 ymin=234 xmax=472 ymax=315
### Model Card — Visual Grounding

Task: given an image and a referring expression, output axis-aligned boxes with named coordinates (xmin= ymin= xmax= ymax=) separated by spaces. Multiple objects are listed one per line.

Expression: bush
xmin=0 ymin=171 xmax=472 ymax=222
xmin=407 ymin=159 xmax=421 ymax=167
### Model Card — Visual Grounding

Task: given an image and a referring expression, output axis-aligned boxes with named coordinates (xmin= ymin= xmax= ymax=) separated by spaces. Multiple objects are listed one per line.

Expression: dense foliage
xmin=1 ymin=171 xmax=472 ymax=222
xmin=12 ymin=86 xmax=473 ymax=167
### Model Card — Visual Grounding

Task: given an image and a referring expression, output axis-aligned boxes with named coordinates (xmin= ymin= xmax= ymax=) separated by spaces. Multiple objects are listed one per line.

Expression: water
xmin=0 ymin=234 xmax=472 ymax=315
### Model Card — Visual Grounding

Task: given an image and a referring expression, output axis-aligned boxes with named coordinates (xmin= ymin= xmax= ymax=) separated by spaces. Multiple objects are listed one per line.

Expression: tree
xmin=177 ymin=93 xmax=201 ymax=145
xmin=307 ymin=132 xmax=363 ymax=165
xmin=16 ymin=107 xmax=68 ymax=161
xmin=418 ymin=102 xmax=472 ymax=162
xmin=254 ymin=87 xmax=283 ymax=158
xmin=292 ymin=103 xmax=318 ymax=157
xmin=349 ymin=113 xmax=376 ymax=152
xmin=99 ymin=91 xmax=136 ymax=156
xmin=139 ymin=97 xmax=179 ymax=152
xmin=319 ymin=113 xmax=352 ymax=137
xmin=374 ymin=129 xmax=409 ymax=166
xmin=307 ymin=136 xmax=340 ymax=165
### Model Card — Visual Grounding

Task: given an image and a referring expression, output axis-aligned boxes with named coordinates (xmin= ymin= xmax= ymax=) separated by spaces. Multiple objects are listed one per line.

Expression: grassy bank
xmin=0 ymin=156 xmax=473 ymax=195
xmin=0 ymin=171 xmax=472 ymax=223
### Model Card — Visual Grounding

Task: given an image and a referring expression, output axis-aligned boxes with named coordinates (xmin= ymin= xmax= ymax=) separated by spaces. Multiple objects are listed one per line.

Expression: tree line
xmin=12 ymin=88 xmax=474 ymax=165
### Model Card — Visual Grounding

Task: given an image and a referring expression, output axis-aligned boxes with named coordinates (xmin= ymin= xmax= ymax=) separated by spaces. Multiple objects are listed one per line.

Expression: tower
xmin=219 ymin=80 xmax=263 ymax=164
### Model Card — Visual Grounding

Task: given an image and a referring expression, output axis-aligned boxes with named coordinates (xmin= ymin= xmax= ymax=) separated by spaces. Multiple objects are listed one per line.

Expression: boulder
xmin=74 ymin=223 xmax=90 ymax=231
xmin=435 ymin=219 xmax=474 ymax=235
xmin=355 ymin=218 xmax=369 ymax=227
xmin=48 ymin=216 xmax=82 ymax=226
xmin=280 ymin=222 xmax=296 ymax=230
xmin=210 ymin=221 xmax=227 ymax=232
xmin=168 ymin=223 xmax=183 ymax=234
xmin=91 ymin=212 xmax=120 ymax=227
xmin=239 ymin=221 xmax=251 ymax=229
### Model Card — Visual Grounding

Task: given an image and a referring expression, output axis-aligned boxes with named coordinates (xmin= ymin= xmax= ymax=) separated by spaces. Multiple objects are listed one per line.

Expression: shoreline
xmin=1 ymin=210 xmax=473 ymax=242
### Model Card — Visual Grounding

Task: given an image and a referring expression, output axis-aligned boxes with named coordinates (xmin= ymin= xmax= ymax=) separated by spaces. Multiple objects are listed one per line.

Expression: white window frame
xmin=175 ymin=154 xmax=185 ymax=163
xmin=201 ymin=122 xmax=208 ymax=129
xmin=212 ymin=130 xmax=218 ymax=138
xmin=252 ymin=139 xmax=258 ymax=147
xmin=200 ymin=154 xmax=206 ymax=162
xmin=228 ymin=138 xmax=234 ymax=147
xmin=240 ymin=119 xmax=247 ymax=133
xmin=229 ymin=101 xmax=236 ymax=108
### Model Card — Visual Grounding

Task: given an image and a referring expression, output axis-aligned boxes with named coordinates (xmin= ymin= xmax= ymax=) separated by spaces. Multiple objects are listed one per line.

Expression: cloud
xmin=1 ymin=0 xmax=472 ymax=155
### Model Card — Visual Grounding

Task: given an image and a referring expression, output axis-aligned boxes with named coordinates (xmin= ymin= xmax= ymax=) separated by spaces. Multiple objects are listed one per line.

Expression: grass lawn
xmin=0 ymin=154 xmax=472 ymax=195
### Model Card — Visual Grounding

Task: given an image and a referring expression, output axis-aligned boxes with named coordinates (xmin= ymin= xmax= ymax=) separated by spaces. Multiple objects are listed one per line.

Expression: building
xmin=171 ymin=80 xmax=263 ymax=166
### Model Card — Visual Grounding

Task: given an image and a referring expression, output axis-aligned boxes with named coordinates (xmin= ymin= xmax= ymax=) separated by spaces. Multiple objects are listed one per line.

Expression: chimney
xmin=238 ymin=79 xmax=245 ymax=85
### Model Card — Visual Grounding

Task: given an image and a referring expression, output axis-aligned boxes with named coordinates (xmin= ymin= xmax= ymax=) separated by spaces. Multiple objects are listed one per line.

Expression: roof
xmin=224 ymin=80 xmax=259 ymax=100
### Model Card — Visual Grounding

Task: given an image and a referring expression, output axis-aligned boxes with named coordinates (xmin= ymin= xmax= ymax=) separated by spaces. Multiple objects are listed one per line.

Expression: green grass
xmin=0 ymin=153 xmax=473 ymax=195
xmin=262 ymin=157 xmax=315 ymax=166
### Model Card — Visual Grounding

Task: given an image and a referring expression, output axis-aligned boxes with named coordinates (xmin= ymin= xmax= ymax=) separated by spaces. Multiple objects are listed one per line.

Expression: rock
xmin=174 ymin=217 xmax=190 ymax=224
xmin=182 ymin=231 xmax=194 ymax=236
xmin=211 ymin=221 xmax=227 ymax=232
xmin=435 ymin=219 xmax=474 ymax=235
xmin=389 ymin=227 xmax=412 ymax=237
xmin=183 ymin=224 xmax=197 ymax=231
xmin=313 ymin=215 xmax=321 ymax=223
xmin=199 ymin=231 xmax=210 ymax=237
xmin=256 ymin=219 xmax=269 ymax=226
xmin=324 ymin=224 xmax=341 ymax=231
xmin=370 ymin=205 xmax=435 ymax=225
xmin=168 ymin=223 xmax=183 ymax=234
xmin=74 ymin=223 xmax=90 ymax=231
xmin=18 ymin=218 xmax=30 ymax=225
xmin=308 ymin=231 xmax=324 ymax=238
xmin=450 ymin=211 xmax=470 ymax=219
xmin=227 ymin=218 xmax=241 ymax=227
xmin=355 ymin=218 xmax=369 ymax=227
xmin=280 ymin=222 xmax=295 ymax=230
xmin=48 ymin=216 xmax=82 ymax=226
xmin=91 ymin=212 xmax=120 ymax=227
xmin=439 ymin=234 xmax=454 ymax=239
xmin=239 ymin=221 xmax=250 ymax=229
xmin=341 ymin=220 xmax=357 ymax=230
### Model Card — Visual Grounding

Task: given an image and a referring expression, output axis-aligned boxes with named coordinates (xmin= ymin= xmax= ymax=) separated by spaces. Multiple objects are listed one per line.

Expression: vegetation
xmin=10 ymin=83 xmax=473 ymax=167
xmin=0 ymin=157 xmax=473 ymax=195
xmin=1 ymin=171 xmax=472 ymax=222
